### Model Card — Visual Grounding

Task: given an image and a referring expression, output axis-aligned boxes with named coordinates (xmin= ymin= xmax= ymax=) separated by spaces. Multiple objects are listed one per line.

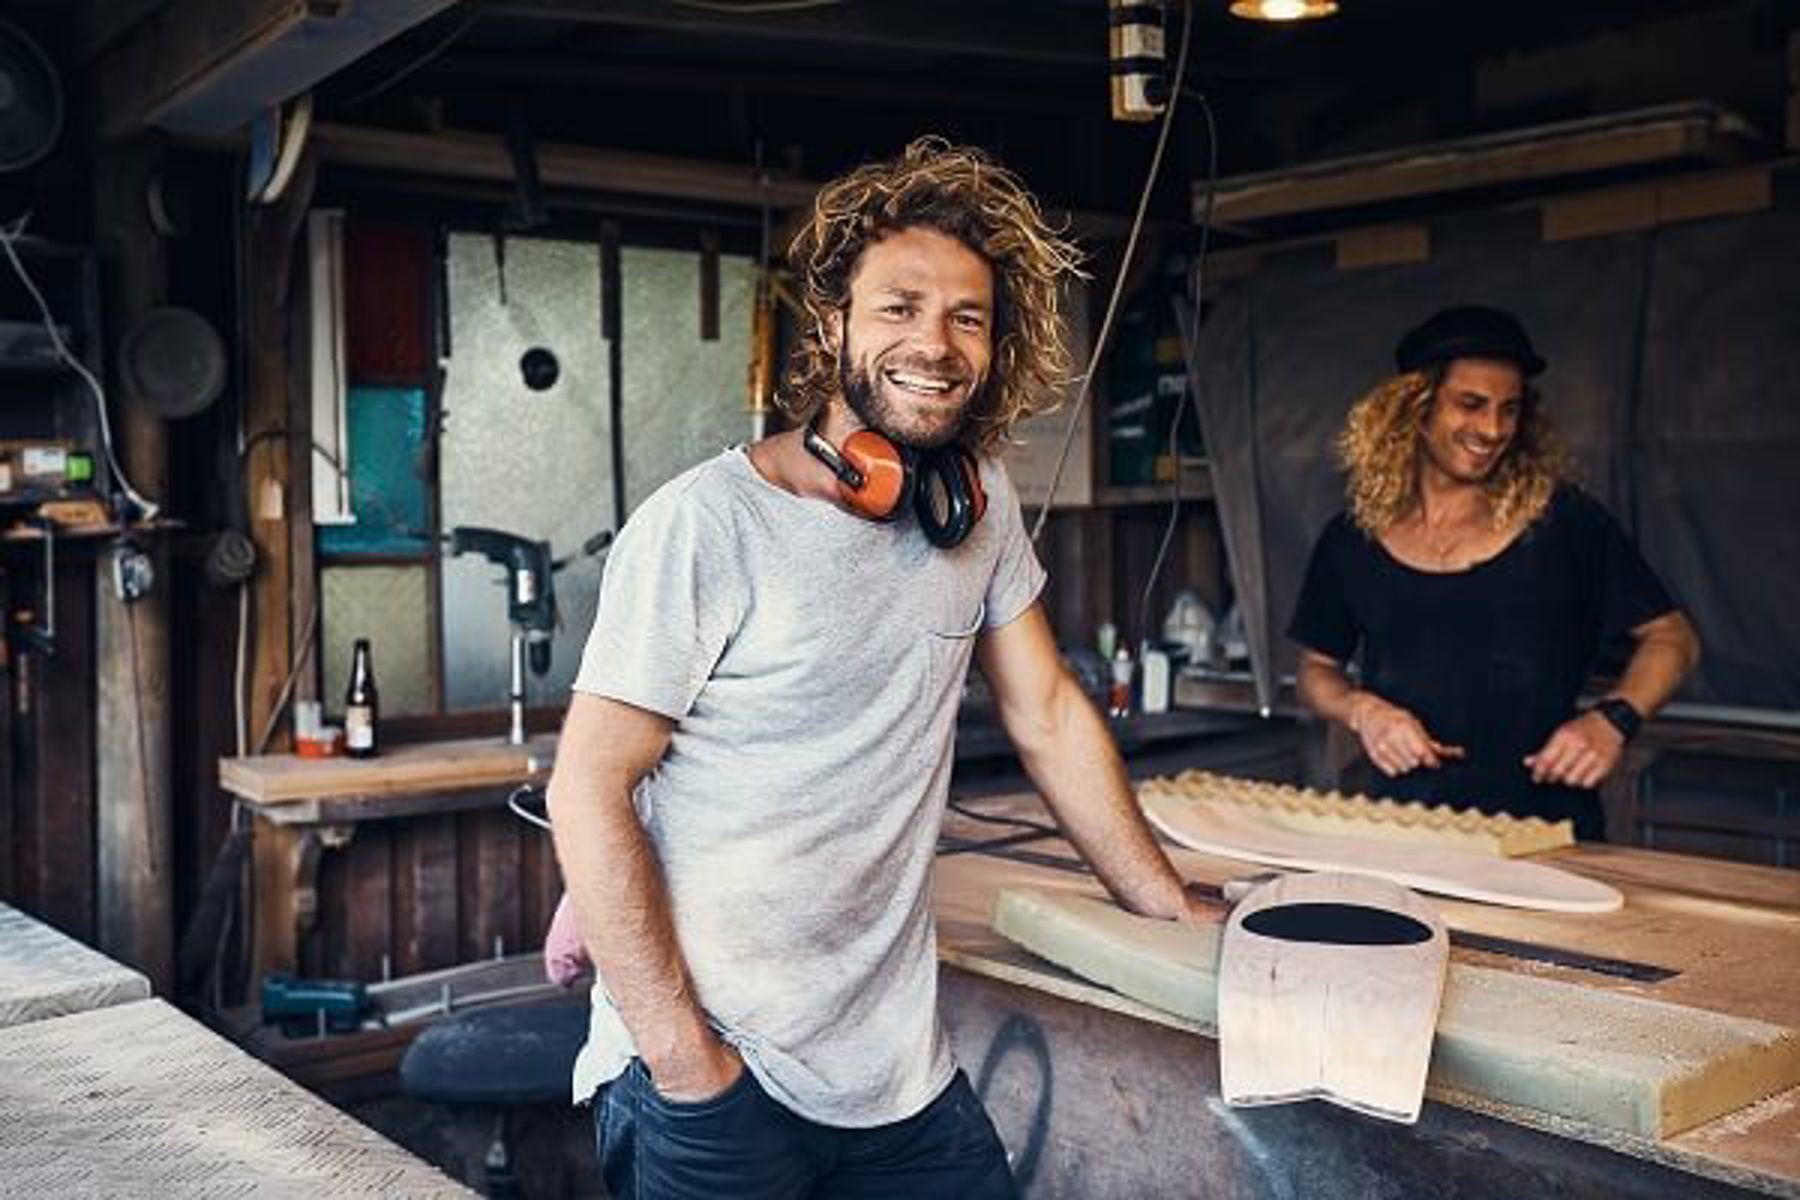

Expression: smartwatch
xmin=1592 ymin=696 xmax=1642 ymax=742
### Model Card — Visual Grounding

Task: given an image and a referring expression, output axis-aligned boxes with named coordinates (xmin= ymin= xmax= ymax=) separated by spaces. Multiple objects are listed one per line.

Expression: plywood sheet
xmin=0 ymin=901 xmax=149 ymax=1028
xmin=994 ymin=887 xmax=1800 ymax=1139
xmin=0 ymin=999 xmax=471 ymax=1196
xmin=1218 ymin=873 xmax=1447 ymax=1124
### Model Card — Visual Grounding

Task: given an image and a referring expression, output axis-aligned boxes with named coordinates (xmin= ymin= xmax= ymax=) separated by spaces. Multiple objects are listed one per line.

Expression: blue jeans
xmin=594 ymin=1060 xmax=1018 ymax=1200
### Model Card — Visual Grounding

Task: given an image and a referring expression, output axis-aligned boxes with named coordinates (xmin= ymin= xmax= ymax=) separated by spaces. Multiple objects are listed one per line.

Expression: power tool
xmin=449 ymin=526 xmax=557 ymax=745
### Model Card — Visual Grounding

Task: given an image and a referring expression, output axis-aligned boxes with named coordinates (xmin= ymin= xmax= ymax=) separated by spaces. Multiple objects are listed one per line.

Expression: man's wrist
xmin=1591 ymin=696 xmax=1642 ymax=742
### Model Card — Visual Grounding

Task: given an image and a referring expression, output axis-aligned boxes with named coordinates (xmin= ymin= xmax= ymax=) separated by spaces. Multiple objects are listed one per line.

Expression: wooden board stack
xmin=1138 ymin=770 xmax=1574 ymax=857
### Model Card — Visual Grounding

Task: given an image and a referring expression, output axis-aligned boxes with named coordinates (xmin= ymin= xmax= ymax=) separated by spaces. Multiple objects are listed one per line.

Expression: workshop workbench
xmin=0 ymin=998 xmax=473 ymax=1197
xmin=934 ymin=792 xmax=1800 ymax=1199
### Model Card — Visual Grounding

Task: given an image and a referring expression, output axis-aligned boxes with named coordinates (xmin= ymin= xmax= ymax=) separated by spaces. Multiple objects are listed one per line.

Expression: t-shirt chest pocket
xmin=922 ymin=594 xmax=986 ymax=695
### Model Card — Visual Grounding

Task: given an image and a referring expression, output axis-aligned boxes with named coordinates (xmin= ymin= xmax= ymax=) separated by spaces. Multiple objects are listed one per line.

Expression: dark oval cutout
xmin=1241 ymin=902 xmax=1432 ymax=947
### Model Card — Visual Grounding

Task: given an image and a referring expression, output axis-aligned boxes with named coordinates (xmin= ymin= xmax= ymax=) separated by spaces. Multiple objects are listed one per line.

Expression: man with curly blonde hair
xmin=548 ymin=137 xmax=1218 ymax=1199
xmin=1289 ymin=305 xmax=1699 ymax=837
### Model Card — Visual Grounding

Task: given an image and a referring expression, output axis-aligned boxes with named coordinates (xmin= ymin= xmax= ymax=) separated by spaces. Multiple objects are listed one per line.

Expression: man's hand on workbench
xmin=1180 ymin=881 xmax=1230 ymax=925
xmin=1524 ymin=711 xmax=1624 ymax=789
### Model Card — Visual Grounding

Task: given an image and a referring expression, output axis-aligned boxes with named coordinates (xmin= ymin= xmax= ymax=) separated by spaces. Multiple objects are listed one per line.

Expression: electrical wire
xmin=1132 ymin=91 xmax=1219 ymax=650
xmin=0 ymin=213 xmax=162 ymax=521
xmin=1028 ymin=0 xmax=1193 ymax=544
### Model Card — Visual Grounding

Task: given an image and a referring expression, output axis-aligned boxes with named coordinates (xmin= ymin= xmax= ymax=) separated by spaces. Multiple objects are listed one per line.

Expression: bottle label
xmin=345 ymin=705 xmax=375 ymax=750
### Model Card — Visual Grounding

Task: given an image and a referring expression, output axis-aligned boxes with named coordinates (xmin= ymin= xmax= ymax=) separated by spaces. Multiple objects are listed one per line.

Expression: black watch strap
xmin=1593 ymin=697 xmax=1642 ymax=742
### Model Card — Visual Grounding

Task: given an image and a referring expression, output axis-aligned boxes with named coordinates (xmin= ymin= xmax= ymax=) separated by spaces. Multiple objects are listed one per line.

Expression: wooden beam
xmin=423 ymin=49 xmax=1097 ymax=113
xmin=484 ymin=0 xmax=1103 ymax=66
xmin=92 ymin=137 xmax=175 ymax=990
xmin=309 ymin=122 xmax=820 ymax=211
xmin=95 ymin=0 xmax=460 ymax=140
xmin=1198 ymin=103 xmax=1758 ymax=228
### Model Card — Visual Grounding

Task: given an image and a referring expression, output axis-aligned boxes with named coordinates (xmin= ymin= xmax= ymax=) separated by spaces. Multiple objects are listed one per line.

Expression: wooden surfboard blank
xmin=1218 ymin=873 xmax=1448 ymax=1124
xmin=1141 ymin=789 xmax=1623 ymax=913
xmin=992 ymin=887 xmax=1800 ymax=1139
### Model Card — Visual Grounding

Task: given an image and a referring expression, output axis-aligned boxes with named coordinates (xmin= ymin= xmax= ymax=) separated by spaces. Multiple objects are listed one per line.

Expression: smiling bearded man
xmin=547 ymin=136 xmax=1225 ymax=1200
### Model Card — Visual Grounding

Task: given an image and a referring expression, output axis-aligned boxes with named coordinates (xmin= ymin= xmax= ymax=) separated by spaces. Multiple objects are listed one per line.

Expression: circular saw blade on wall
xmin=0 ymin=18 xmax=64 ymax=173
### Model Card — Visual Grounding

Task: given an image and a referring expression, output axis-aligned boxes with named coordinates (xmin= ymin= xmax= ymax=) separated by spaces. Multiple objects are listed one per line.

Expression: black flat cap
xmin=1395 ymin=305 xmax=1545 ymax=377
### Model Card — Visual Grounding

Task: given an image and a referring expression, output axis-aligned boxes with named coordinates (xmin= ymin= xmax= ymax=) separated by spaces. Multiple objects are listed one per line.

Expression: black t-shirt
xmin=1288 ymin=486 xmax=1674 ymax=835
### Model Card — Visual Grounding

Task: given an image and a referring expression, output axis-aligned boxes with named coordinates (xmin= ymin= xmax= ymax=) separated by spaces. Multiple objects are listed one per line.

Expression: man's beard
xmin=838 ymin=340 xmax=984 ymax=450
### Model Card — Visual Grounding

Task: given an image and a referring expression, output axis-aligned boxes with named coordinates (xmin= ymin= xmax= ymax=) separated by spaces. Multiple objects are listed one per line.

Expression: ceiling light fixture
xmin=1229 ymin=0 xmax=1338 ymax=21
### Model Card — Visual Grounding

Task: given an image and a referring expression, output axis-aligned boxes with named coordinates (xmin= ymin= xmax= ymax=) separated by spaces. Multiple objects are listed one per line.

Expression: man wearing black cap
xmin=1287 ymin=305 xmax=1700 ymax=837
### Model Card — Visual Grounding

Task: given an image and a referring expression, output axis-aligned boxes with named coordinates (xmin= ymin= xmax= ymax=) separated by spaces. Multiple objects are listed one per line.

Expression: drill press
xmin=448 ymin=526 xmax=556 ymax=745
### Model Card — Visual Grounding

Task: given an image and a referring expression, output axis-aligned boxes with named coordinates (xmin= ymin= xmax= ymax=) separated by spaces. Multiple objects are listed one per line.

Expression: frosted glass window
xmin=320 ymin=565 xmax=435 ymax=718
xmin=438 ymin=233 xmax=753 ymax=712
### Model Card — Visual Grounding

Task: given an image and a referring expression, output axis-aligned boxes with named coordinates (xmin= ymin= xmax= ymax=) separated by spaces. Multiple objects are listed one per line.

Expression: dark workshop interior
xmin=1 ymin=1 xmax=1798 ymax=1196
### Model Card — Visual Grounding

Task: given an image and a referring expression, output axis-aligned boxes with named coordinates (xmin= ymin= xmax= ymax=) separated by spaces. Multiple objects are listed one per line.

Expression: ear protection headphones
xmin=803 ymin=423 xmax=987 ymax=549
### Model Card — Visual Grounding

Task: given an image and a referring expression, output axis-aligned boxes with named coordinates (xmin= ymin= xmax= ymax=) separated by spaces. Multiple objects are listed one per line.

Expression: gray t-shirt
xmin=568 ymin=444 xmax=1045 ymax=1127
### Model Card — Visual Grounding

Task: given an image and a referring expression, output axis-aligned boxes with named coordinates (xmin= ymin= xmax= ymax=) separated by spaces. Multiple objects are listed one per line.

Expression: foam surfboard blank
xmin=992 ymin=887 xmax=1800 ymax=1138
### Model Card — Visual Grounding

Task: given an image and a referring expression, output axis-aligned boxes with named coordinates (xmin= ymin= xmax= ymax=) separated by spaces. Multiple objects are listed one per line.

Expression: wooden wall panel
xmin=12 ymin=553 xmax=98 ymax=940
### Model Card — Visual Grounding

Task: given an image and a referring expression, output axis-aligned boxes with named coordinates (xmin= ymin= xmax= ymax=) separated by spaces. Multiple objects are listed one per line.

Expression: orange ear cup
xmin=838 ymin=429 xmax=911 ymax=520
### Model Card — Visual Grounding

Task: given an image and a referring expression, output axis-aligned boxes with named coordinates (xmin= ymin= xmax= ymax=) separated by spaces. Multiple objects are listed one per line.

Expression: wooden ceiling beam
xmin=93 ymin=0 xmax=460 ymax=140
xmin=480 ymin=0 xmax=1104 ymax=66
xmin=309 ymin=121 xmax=821 ymax=210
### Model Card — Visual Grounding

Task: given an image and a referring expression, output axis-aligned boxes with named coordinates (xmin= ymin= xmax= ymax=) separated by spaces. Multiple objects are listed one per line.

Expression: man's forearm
xmin=547 ymin=767 xmax=713 ymax=1071
xmin=1612 ymin=613 xmax=1701 ymax=718
xmin=1297 ymin=655 xmax=1360 ymax=729
xmin=1008 ymin=677 xmax=1191 ymax=921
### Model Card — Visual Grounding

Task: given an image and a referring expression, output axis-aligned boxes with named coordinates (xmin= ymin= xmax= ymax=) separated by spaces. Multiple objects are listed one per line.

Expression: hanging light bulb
xmin=1230 ymin=0 xmax=1338 ymax=21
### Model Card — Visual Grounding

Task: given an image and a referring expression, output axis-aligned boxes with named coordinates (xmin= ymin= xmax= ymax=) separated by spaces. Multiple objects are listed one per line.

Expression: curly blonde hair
xmin=780 ymin=135 xmax=1084 ymax=454
xmin=1338 ymin=368 xmax=1569 ymax=535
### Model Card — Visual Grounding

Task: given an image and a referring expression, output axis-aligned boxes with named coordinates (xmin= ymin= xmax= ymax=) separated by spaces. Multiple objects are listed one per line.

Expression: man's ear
xmin=823 ymin=309 xmax=843 ymax=355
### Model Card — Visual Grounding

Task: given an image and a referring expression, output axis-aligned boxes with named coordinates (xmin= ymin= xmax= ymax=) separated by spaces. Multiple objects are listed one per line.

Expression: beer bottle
xmin=344 ymin=638 xmax=380 ymax=758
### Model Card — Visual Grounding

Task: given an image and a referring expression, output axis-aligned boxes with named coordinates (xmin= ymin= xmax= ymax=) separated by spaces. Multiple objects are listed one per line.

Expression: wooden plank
xmin=311 ymin=123 xmax=821 ymax=211
xmin=344 ymin=825 xmax=394 ymax=981
xmin=0 ymin=901 xmax=151 ymax=1027
xmin=1542 ymin=167 xmax=1773 ymax=242
xmin=243 ymin=172 xmax=313 ymax=758
xmin=461 ymin=808 xmax=521 ymax=964
xmin=35 ymin=552 xmax=96 ymax=941
xmin=1335 ymin=224 xmax=1431 ymax=270
xmin=220 ymin=732 xmax=557 ymax=803
xmin=1201 ymin=104 xmax=1754 ymax=226
xmin=94 ymin=0 xmax=461 ymax=138
xmin=394 ymin=816 xmax=458 ymax=975
xmin=250 ymin=821 xmax=304 ymax=981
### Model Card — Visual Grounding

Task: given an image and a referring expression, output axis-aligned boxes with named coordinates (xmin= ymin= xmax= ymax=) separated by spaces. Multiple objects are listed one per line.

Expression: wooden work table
xmin=934 ymin=792 xmax=1800 ymax=1198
